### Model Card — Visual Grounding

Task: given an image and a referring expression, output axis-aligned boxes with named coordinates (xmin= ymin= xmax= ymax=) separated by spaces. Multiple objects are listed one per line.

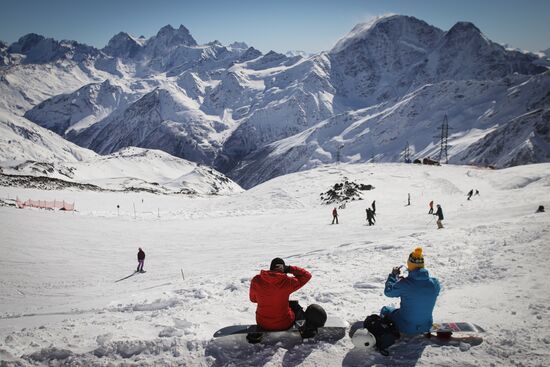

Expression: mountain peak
xmin=149 ymin=24 xmax=197 ymax=48
xmin=229 ymin=41 xmax=249 ymax=50
xmin=103 ymin=32 xmax=143 ymax=58
xmin=8 ymin=33 xmax=46 ymax=53
xmin=448 ymin=21 xmax=481 ymax=34
xmin=442 ymin=20 xmax=490 ymax=46
xmin=331 ymin=14 xmax=438 ymax=53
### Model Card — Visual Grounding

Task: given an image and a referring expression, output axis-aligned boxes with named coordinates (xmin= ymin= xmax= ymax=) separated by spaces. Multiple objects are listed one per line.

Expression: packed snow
xmin=1 ymin=162 xmax=549 ymax=366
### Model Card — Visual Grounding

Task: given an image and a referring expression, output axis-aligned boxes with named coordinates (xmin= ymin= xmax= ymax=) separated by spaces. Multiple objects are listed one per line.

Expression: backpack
xmin=363 ymin=314 xmax=401 ymax=356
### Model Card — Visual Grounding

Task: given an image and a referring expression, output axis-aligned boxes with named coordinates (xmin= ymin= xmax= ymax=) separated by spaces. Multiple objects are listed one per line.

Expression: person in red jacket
xmin=249 ymin=258 xmax=326 ymax=341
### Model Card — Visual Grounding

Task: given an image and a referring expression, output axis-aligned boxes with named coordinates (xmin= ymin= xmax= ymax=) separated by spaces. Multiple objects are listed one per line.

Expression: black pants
xmin=289 ymin=301 xmax=327 ymax=330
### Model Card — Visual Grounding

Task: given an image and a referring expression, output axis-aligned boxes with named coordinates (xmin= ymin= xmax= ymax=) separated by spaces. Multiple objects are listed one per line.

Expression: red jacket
xmin=249 ymin=266 xmax=311 ymax=330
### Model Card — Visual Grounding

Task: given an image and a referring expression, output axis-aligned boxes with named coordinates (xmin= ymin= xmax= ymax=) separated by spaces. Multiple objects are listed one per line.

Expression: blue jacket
xmin=384 ymin=268 xmax=440 ymax=334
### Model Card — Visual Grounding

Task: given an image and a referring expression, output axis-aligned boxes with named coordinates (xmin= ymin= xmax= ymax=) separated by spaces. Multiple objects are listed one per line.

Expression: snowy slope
xmin=1 ymin=163 xmax=549 ymax=365
xmin=0 ymin=109 xmax=241 ymax=194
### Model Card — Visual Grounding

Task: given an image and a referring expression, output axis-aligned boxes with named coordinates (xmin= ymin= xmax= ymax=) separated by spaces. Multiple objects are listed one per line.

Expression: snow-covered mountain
xmin=0 ymin=109 xmax=241 ymax=194
xmin=24 ymin=79 xmax=136 ymax=136
xmin=2 ymin=14 xmax=550 ymax=188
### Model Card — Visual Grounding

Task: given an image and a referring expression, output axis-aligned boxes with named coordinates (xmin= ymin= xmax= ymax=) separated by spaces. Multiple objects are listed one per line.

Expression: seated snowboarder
xmin=137 ymin=247 xmax=145 ymax=273
xmin=380 ymin=247 xmax=440 ymax=335
xmin=248 ymin=258 xmax=327 ymax=342
xmin=536 ymin=205 xmax=545 ymax=213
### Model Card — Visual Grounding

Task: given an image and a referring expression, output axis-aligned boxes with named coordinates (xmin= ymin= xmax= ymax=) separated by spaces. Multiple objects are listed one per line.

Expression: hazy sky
xmin=1 ymin=0 xmax=549 ymax=53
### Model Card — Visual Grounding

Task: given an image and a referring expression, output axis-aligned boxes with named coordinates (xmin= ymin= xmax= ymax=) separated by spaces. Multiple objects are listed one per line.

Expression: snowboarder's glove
xmin=284 ymin=265 xmax=291 ymax=273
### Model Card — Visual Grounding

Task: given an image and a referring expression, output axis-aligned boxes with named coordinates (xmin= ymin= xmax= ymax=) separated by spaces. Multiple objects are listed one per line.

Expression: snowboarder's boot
xmin=299 ymin=326 xmax=318 ymax=339
xmin=246 ymin=332 xmax=263 ymax=344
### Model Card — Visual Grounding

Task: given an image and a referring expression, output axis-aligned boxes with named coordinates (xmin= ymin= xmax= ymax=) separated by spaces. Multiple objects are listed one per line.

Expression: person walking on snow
xmin=332 ymin=207 xmax=339 ymax=224
xmin=380 ymin=247 xmax=440 ymax=335
xmin=428 ymin=200 xmax=434 ymax=214
xmin=467 ymin=189 xmax=474 ymax=200
xmin=407 ymin=193 xmax=411 ymax=206
xmin=434 ymin=204 xmax=444 ymax=229
xmin=137 ymin=247 xmax=145 ymax=272
xmin=366 ymin=208 xmax=375 ymax=226
xmin=249 ymin=258 xmax=327 ymax=341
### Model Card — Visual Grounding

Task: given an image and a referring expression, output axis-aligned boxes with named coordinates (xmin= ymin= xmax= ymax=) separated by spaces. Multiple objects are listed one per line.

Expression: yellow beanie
xmin=407 ymin=247 xmax=425 ymax=271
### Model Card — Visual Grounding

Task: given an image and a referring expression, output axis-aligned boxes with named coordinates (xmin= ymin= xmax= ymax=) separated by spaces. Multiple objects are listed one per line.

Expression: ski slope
xmin=1 ymin=163 xmax=549 ymax=366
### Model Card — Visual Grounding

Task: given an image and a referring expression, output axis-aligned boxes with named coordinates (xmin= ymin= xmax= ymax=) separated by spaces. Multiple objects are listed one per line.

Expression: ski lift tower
xmin=336 ymin=144 xmax=344 ymax=164
xmin=402 ymin=141 xmax=411 ymax=163
xmin=437 ymin=114 xmax=452 ymax=164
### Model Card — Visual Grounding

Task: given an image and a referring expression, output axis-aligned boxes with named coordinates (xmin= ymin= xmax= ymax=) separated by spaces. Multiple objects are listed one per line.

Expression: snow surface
xmin=1 ymin=162 xmax=549 ymax=366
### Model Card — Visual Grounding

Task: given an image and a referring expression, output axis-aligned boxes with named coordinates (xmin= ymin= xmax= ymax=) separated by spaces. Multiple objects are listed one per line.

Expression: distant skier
xmin=366 ymin=208 xmax=375 ymax=226
xmin=249 ymin=258 xmax=327 ymax=341
xmin=407 ymin=193 xmax=411 ymax=206
xmin=137 ymin=247 xmax=145 ymax=273
xmin=474 ymin=189 xmax=480 ymax=196
xmin=433 ymin=204 xmax=444 ymax=229
xmin=536 ymin=205 xmax=545 ymax=213
xmin=371 ymin=200 xmax=376 ymax=214
xmin=428 ymin=200 xmax=434 ymax=214
xmin=332 ymin=207 xmax=339 ymax=224
xmin=380 ymin=247 xmax=440 ymax=335
xmin=467 ymin=189 xmax=474 ymax=200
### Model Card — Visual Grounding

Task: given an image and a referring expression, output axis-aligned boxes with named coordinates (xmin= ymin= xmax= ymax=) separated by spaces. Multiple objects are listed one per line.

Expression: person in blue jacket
xmin=380 ymin=247 xmax=440 ymax=335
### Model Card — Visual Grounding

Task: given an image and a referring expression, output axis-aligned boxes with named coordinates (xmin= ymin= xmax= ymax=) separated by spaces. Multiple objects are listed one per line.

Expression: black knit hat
xmin=270 ymin=257 xmax=285 ymax=271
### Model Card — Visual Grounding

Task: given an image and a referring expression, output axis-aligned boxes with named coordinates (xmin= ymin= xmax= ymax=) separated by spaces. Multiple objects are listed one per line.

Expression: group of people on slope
xmin=334 ymin=199 xmax=443 ymax=229
xmin=247 ymin=247 xmax=439 ymax=343
xmin=467 ymin=189 xmax=480 ymax=200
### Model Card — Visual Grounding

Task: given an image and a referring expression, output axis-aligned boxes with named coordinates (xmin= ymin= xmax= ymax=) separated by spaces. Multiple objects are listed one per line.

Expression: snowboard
xmin=427 ymin=322 xmax=484 ymax=345
xmin=213 ymin=316 xmax=347 ymax=343
xmin=350 ymin=321 xmax=484 ymax=351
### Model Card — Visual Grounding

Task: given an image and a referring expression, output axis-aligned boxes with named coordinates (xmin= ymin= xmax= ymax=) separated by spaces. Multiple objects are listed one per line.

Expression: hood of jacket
xmin=408 ymin=268 xmax=430 ymax=280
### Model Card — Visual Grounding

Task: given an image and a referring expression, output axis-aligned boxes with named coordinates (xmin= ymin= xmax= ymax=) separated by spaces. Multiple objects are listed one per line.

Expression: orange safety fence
xmin=16 ymin=197 xmax=75 ymax=211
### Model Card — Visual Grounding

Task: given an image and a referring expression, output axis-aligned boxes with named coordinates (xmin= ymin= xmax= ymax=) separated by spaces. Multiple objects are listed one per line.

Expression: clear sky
xmin=1 ymin=0 xmax=549 ymax=53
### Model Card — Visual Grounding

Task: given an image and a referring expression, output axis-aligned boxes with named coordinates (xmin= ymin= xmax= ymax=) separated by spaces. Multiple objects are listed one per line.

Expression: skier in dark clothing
xmin=467 ymin=189 xmax=473 ymax=200
xmin=332 ymin=207 xmax=339 ymax=224
xmin=137 ymin=248 xmax=145 ymax=272
xmin=371 ymin=200 xmax=376 ymax=214
xmin=366 ymin=208 xmax=375 ymax=226
xmin=536 ymin=205 xmax=545 ymax=213
xmin=474 ymin=189 xmax=480 ymax=196
xmin=433 ymin=204 xmax=444 ymax=229
xmin=428 ymin=200 xmax=434 ymax=214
